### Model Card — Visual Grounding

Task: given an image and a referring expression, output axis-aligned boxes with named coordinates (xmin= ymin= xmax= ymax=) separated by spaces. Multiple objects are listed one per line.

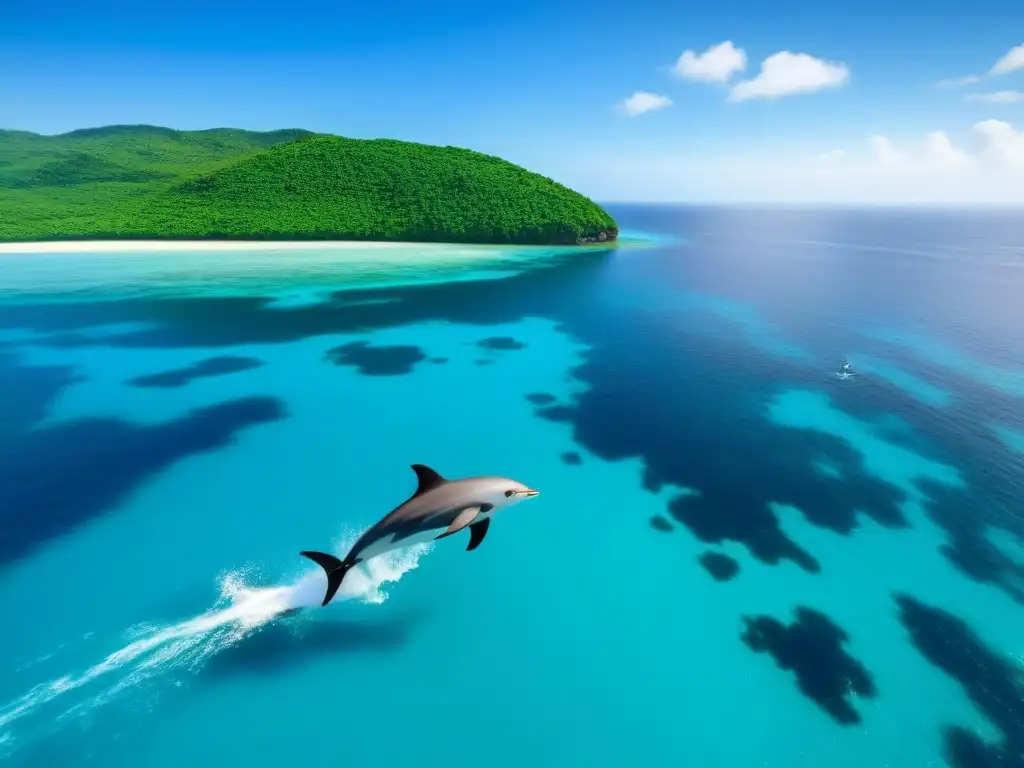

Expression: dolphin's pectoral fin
xmin=435 ymin=506 xmax=480 ymax=540
xmin=466 ymin=518 xmax=491 ymax=551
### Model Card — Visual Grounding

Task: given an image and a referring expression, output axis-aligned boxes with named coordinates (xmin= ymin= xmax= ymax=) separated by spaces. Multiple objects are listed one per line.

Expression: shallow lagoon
xmin=1 ymin=207 xmax=1023 ymax=768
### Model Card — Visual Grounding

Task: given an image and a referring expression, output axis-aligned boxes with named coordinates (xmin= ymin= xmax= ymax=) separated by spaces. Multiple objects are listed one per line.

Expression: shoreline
xmin=0 ymin=237 xmax=622 ymax=256
xmin=0 ymin=240 xmax=501 ymax=255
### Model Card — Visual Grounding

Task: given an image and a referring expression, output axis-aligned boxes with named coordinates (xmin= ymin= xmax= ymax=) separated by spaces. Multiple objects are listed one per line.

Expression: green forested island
xmin=0 ymin=125 xmax=618 ymax=246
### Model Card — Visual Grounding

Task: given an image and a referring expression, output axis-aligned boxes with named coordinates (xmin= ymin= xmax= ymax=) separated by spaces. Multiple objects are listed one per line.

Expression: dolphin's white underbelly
xmin=357 ymin=528 xmax=444 ymax=562
xmin=356 ymin=510 xmax=491 ymax=562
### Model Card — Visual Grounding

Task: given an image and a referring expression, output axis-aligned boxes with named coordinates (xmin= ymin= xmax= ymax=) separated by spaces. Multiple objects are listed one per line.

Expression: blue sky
xmin=3 ymin=0 xmax=1023 ymax=203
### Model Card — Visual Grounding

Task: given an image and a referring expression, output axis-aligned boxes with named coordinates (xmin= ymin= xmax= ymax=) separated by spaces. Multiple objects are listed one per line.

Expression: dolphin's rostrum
xmin=300 ymin=464 xmax=539 ymax=607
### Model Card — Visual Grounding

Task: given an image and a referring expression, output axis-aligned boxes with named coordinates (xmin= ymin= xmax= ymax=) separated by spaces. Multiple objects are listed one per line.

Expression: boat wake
xmin=0 ymin=534 xmax=430 ymax=752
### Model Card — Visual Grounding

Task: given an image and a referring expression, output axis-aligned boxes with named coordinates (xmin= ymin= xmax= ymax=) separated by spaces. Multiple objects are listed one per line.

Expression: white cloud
xmin=990 ymin=44 xmax=1024 ymax=76
xmin=618 ymin=91 xmax=673 ymax=116
xmin=936 ymin=75 xmax=981 ymax=88
xmin=673 ymin=41 xmax=747 ymax=83
xmin=787 ymin=120 xmax=1024 ymax=200
xmin=870 ymin=135 xmax=902 ymax=165
xmin=972 ymin=119 xmax=1024 ymax=168
xmin=967 ymin=90 xmax=1024 ymax=104
xmin=859 ymin=131 xmax=974 ymax=173
xmin=938 ymin=44 xmax=1024 ymax=91
xmin=729 ymin=51 xmax=850 ymax=101
xmin=553 ymin=121 xmax=1024 ymax=204
xmin=577 ymin=119 xmax=1024 ymax=204
xmin=922 ymin=130 xmax=972 ymax=171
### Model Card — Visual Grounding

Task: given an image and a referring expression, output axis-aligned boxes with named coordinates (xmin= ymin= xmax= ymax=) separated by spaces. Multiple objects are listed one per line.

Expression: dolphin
xmin=299 ymin=464 xmax=539 ymax=607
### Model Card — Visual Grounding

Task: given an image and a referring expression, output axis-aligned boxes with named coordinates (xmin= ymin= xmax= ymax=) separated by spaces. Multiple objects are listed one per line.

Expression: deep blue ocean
xmin=1 ymin=206 xmax=1022 ymax=768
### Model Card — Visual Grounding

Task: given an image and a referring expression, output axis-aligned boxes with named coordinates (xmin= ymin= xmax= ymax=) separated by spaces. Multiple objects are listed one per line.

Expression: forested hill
xmin=0 ymin=126 xmax=618 ymax=246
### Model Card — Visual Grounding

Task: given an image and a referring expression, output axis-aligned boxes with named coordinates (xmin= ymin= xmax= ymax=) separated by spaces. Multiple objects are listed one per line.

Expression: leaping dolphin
xmin=300 ymin=464 xmax=540 ymax=607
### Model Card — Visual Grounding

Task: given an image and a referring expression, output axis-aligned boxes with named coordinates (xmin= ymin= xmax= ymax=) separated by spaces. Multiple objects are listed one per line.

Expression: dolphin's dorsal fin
xmin=410 ymin=464 xmax=447 ymax=497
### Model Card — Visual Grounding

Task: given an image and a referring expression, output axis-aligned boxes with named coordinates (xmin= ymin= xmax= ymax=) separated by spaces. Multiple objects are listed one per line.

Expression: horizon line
xmin=599 ymin=201 xmax=1024 ymax=209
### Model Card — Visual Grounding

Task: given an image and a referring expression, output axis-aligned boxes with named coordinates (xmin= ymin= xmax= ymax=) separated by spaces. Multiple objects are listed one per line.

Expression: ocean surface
xmin=1 ymin=206 xmax=1023 ymax=768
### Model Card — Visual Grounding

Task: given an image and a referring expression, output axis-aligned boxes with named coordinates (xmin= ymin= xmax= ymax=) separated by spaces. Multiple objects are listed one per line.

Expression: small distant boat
xmin=836 ymin=359 xmax=856 ymax=380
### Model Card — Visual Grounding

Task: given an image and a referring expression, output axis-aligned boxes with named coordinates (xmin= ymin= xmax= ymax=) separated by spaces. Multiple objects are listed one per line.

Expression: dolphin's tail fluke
xmin=299 ymin=551 xmax=355 ymax=607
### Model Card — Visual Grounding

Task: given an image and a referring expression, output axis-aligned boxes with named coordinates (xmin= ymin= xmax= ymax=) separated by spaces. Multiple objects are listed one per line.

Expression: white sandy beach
xmin=0 ymin=240 xmax=434 ymax=255
xmin=0 ymin=238 xmax=628 ymax=256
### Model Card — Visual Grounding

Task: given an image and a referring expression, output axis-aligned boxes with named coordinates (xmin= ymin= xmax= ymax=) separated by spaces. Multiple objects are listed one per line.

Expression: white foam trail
xmin=0 ymin=535 xmax=431 ymax=734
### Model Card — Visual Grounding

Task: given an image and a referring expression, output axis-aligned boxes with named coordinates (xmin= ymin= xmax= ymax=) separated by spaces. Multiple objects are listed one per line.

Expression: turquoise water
xmin=2 ymin=208 xmax=1023 ymax=767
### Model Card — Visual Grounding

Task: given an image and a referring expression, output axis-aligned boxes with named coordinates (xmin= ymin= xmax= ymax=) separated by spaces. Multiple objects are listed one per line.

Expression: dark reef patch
xmin=0 ymin=350 xmax=83 ymax=447
xmin=429 ymin=357 xmax=449 ymax=365
xmin=526 ymin=392 xmax=557 ymax=406
xmin=536 ymin=329 xmax=908 ymax=574
xmin=821 ymin=328 xmax=1024 ymax=605
xmin=896 ymin=593 xmax=1023 ymax=768
xmin=699 ymin=550 xmax=739 ymax=581
xmin=917 ymin=479 xmax=1024 ymax=606
xmin=667 ymin=492 xmax=822 ymax=574
xmin=741 ymin=606 xmax=877 ymax=725
xmin=325 ymin=341 xmax=427 ymax=376
xmin=649 ymin=515 xmax=673 ymax=533
xmin=561 ymin=451 xmax=582 ymax=465
xmin=127 ymin=355 xmax=264 ymax=388
xmin=0 ymin=394 xmax=285 ymax=566
xmin=477 ymin=336 xmax=526 ymax=351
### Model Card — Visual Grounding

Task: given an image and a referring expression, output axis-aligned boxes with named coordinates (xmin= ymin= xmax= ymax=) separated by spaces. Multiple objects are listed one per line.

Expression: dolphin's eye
xmin=505 ymin=489 xmax=516 ymax=498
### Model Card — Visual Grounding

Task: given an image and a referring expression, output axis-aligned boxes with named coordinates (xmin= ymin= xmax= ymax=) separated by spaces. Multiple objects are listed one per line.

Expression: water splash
xmin=0 ymin=534 xmax=431 ymax=741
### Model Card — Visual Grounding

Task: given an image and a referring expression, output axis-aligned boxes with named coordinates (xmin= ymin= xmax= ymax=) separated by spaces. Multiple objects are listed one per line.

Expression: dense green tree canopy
xmin=0 ymin=126 xmax=617 ymax=245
